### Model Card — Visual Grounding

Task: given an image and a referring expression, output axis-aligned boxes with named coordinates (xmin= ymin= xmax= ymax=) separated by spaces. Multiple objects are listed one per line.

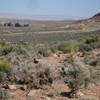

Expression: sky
xmin=0 ymin=0 xmax=100 ymax=18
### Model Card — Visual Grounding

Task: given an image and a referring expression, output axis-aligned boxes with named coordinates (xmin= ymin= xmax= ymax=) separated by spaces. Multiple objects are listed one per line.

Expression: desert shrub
xmin=43 ymin=49 xmax=52 ymax=57
xmin=7 ymin=22 xmax=13 ymax=27
xmin=82 ymin=54 xmax=100 ymax=84
xmin=64 ymin=62 xmax=100 ymax=98
xmin=0 ymin=40 xmax=9 ymax=46
xmin=38 ymin=48 xmax=52 ymax=57
xmin=84 ymin=54 xmax=99 ymax=67
xmin=17 ymin=67 xmax=53 ymax=89
xmin=0 ymin=89 xmax=9 ymax=100
xmin=76 ymin=42 xmax=92 ymax=52
xmin=50 ymin=48 xmax=57 ymax=53
xmin=15 ymin=46 xmax=31 ymax=58
xmin=24 ymin=24 xmax=29 ymax=27
xmin=15 ymin=23 xmax=22 ymax=27
xmin=0 ymin=45 xmax=15 ymax=56
xmin=0 ymin=72 xmax=7 ymax=82
xmin=58 ymin=42 xmax=76 ymax=53
xmin=80 ymin=36 xmax=100 ymax=44
xmin=0 ymin=61 xmax=11 ymax=72
xmin=90 ymin=40 xmax=100 ymax=49
xmin=65 ymin=64 xmax=90 ymax=98
xmin=36 ymin=67 xmax=53 ymax=85
xmin=90 ymin=69 xmax=100 ymax=84
xmin=64 ymin=53 xmax=75 ymax=63
xmin=18 ymin=41 xmax=33 ymax=46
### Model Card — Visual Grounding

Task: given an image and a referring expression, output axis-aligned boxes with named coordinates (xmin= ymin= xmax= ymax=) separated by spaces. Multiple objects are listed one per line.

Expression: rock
xmin=52 ymin=54 xmax=58 ymax=58
xmin=42 ymin=96 xmax=51 ymax=100
xmin=34 ymin=58 xmax=39 ymax=64
xmin=80 ymin=95 xmax=99 ymax=100
xmin=27 ymin=90 xmax=35 ymax=97
xmin=8 ymin=85 xmax=17 ymax=90
xmin=20 ymin=85 xmax=27 ymax=91
xmin=27 ymin=90 xmax=40 ymax=97
xmin=77 ymin=91 xmax=84 ymax=97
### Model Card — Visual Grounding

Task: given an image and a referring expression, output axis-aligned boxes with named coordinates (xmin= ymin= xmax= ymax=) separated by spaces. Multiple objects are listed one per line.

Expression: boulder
xmin=77 ymin=91 xmax=84 ymax=97
xmin=20 ymin=85 xmax=27 ymax=91
xmin=27 ymin=90 xmax=40 ymax=97
xmin=8 ymin=85 xmax=17 ymax=90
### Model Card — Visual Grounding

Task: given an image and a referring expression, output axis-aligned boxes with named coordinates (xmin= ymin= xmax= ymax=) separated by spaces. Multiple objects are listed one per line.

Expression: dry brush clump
xmin=63 ymin=63 xmax=90 ymax=98
xmin=80 ymin=36 xmax=100 ymax=44
xmin=0 ymin=41 xmax=56 ymax=86
xmin=84 ymin=53 xmax=100 ymax=67
xmin=0 ymin=61 xmax=11 ymax=83
xmin=0 ymin=61 xmax=11 ymax=73
xmin=38 ymin=47 xmax=52 ymax=57
xmin=0 ymin=88 xmax=10 ymax=100
xmin=13 ymin=66 xmax=54 ymax=89
xmin=83 ymin=53 xmax=100 ymax=84
xmin=0 ymin=39 xmax=100 ymax=99
xmin=78 ymin=36 xmax=100 ymax=52
xmin=76 ymin=42 xmax=92 ymax=52
xmin=58 ymin=41 xmax=77 ymax=53
xmin=61 ymin=52 xmax=100 ymax=98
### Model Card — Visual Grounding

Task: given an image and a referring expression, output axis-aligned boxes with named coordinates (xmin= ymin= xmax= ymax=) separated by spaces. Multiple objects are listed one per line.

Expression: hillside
xmin=0 ymin=13 xmax=100 ymax=31
xmin=92 ymin=13 xmax=100 ymax=20
xmin=0 ymin=13 xmax=100 ymax=100
xmin=0 ymin=13 xmax=100 ymax=43
xmin=60 ymin=13 xmax=100 ymax=30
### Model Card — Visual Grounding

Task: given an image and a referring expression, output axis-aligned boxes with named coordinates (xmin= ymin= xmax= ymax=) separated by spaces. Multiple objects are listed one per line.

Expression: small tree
xmin=15 ymin=23 xmax=22 ymax=27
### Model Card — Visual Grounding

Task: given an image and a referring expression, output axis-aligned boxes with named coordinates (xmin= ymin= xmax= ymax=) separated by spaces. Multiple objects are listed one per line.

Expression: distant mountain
xmin=0 ymin=13 xmax=84 ymax=21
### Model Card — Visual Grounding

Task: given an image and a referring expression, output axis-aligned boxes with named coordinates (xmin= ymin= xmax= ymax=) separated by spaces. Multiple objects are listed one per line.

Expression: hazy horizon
xmin=0 ymin=0 xmax=100 ymax=20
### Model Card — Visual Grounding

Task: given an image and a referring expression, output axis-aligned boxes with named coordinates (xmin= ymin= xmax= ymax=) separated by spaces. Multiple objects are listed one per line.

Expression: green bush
xmin=77 ymin=42 xmax=92 ymax=52
xmin=19 ymin=41 xmax=33 ymax=46
xmin=80 ymin=36 xmax=100 ymax=44
xmin=0 ymin=46 xmax=14 ymax=56
xmin=0 ymin=61 xmax=11 ymax=72
xmin=50 ymin=48 xmax=57 ymax=53
xmin=0 ymin=40 xmax=9 ymax=46
xmin=58 ymin=42 xmax=76 ymax=53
